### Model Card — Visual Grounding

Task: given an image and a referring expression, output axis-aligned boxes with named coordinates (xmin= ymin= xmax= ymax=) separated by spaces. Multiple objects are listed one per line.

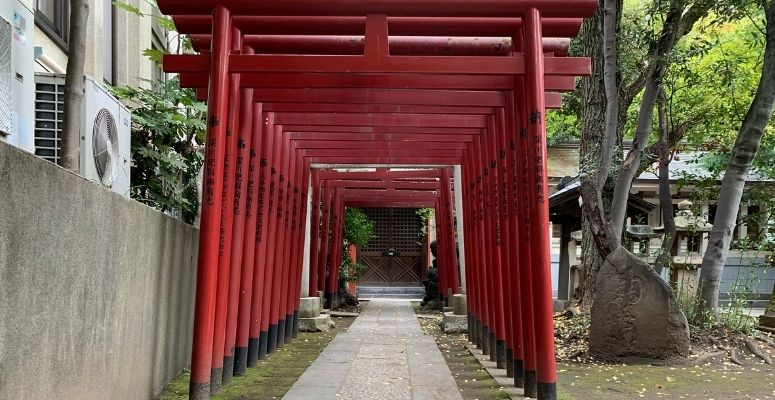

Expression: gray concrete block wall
xmin=551 ymin=254 xmax=774 ymax=301
xmin=0 ymin=142 xmax=199 ymax=399
xmin=719 ymin=257 xmax=773 ymax=299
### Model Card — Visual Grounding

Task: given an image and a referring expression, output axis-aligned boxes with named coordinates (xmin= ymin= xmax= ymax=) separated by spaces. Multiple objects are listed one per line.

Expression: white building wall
xmin=33 ymin=27 xmax=67 ymax=72
xmin=30 ymin=0 xmax=164 ymax=84
xmin=114 ymin=0 xmax=160 ymax=89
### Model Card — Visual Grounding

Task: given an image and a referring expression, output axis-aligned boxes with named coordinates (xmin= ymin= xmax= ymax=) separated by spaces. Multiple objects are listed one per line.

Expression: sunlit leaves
xmin=110 ymin=77 xmax=206 ymax=223
xmin=665 ymin=16 xmax=767 ymax=149
xmin=112 ymin=1 xmax=143 ymax=16
xmin=142 ymin=48 xmax=165 ymax=64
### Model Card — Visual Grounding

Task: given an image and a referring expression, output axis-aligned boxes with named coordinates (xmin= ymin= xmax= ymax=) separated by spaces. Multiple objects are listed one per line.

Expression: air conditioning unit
xmin=34 ymin=74 xmax=131 ymax=196
xmin=33 ymin=73 xmax=64 ymax=163
xmin=81 ymin=76 xmax=131 ymax=196
xmin=0 ymin=3 xmax=36 ymax=151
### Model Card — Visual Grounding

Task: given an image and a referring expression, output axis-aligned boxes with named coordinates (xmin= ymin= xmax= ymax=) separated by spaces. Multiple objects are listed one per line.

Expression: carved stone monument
xmin=590 ymin=247 xmax=690 ymax=361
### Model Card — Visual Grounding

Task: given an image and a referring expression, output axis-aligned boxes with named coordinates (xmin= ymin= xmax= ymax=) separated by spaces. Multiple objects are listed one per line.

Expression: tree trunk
xmin=576 ymin=2 xmax=608 ymax=310
xmin=654 ymin=92 xmax=675 ymax=275
xmin=59 ymin=0 xmax=89 ymax=172
xmin=697 ymin=1 xmax=775 ymax=318
xmin=575 ymin=0 xmax=626 ymax=309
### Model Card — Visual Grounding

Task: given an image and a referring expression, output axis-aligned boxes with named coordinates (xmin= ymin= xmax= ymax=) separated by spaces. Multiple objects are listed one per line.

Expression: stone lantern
xmin=664 ymin=200 xmax=713 ymax=298
xmin=626 ymin=224 xmax=661 ymax=257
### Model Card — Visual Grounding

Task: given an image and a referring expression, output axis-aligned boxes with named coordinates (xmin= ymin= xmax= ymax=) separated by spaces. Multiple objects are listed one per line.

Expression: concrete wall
xmin=0 ymin=141 xmax=199 ymax=399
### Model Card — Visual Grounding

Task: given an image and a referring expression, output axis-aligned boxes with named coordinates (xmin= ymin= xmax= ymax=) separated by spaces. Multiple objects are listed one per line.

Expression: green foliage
xmin=142 ymin=48 xmax=165 ymax=64
xmin=157 ymin=16 xmax=176 ymax=31
xmin=112 ymin=1 xmax=143 ymax=16
xmin=559 ymin=1 xmax=772 ymax=146
xmin=664 ymin=15 xmax=771 ymax=152
xmin=553 ymin=0 xmax=657 ymax=142
xmin=339 ymin=208 xmax=376 ymax=283
xmin=343 ymin=208 xmax=376 ymax=247
xmin=110 ymin=77 xmax=206 ymax=223
xmin=721 ymin=278 xmax=759 ymax=335
xmin=340 ymin=250 xmax=368 ymax=283
xmin=546 ymin=98 xmax=582 ymax=143
xmin=416 ymin=208 xmax=435 ymax=242
xmin=679 ymin=284 xmax=758 ymax=336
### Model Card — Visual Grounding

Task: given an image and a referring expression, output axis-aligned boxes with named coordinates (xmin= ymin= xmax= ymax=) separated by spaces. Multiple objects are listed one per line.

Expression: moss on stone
xmin=155 ymin=318 xmax=354 ymax=400
xmin=557 ymin=361 xmax=775 ymax=399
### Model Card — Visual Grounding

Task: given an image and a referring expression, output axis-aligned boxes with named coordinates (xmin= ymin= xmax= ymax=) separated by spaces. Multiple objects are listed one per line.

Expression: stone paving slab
xmin=411 ymin=385 xmax=468 ymax=400
xmin=283 ymin=299 xmax=464 ymax=400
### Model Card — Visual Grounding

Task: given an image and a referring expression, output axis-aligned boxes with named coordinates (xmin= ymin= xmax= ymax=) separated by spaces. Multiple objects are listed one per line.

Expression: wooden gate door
xmin=359 ymin=207 xmax=424 ymax=287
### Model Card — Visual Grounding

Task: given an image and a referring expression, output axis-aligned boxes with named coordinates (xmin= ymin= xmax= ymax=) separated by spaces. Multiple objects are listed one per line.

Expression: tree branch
xmin=580 ymin=175 xmax=620 ymax=258
xmin=609 ymin=0 xmax=711 ymax=239
xmin=621 ymin=66 xmax=649 ymax=108
xmin=636 ymin=114 xmax=698 ymax=177
xmin=597 ymin=0 xmax=621 ymax=189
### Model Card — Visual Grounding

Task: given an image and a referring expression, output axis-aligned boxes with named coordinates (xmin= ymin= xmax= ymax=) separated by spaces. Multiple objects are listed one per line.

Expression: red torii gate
xmin=310 ymin=171 xmax=459 ymax=306
xmin=285 ymin=107 xmax=498 ymax=324
xmin=310 ymin=169 xmax=447 ymax=300
xmin=159 ymin=1 xmax=595 ymax=399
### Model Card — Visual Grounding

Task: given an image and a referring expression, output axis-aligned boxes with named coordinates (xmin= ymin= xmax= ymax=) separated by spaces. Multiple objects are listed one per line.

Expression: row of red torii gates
xmin=158 ymin=1 xmax=597 ymax=399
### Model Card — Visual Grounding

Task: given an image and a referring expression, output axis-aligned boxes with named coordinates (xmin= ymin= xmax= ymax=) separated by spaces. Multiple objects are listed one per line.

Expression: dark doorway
xmin=359 ymin=207 xmax=424 ymax=287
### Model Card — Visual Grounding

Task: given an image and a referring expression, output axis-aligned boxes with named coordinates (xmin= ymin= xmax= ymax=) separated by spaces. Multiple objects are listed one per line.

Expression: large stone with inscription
xmin=590 ymin=247 xmax=689 ymax=361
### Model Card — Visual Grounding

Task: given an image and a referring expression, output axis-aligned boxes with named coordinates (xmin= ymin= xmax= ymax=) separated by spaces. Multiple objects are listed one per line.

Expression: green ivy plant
xmin=110 ymin=77 xmax=206 ymax=223
xmin=340 ymin=208 xmax=376 ymax=283
xmin=415 ymin=208 xmax=435 ymax=243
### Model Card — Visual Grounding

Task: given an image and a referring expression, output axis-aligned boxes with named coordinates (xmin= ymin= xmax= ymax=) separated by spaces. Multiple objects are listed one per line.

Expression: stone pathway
xmin=283 ymin=299 xmax=464 ymax=400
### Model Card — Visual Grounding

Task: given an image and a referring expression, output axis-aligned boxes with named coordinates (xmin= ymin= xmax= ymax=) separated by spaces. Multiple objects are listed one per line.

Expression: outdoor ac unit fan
xmin=91 ymin=108 xmax=119 ymax=187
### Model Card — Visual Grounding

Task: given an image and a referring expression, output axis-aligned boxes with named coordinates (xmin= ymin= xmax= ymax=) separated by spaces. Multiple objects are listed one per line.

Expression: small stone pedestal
xmin=298 ymin=297 xmax=334 ymax=332
xmin=656 ymin=200 xmax=712 ymax=300
xmin=443 ymin=294 xmax=468 ymax=333
xmin=452 ymin=294 xmax=467 ymax=315
xmin=757 ymin=282 xmax=775 ymax=333
xmin=670 ymin=264 xmax=699 ymax=299
xmin=758 ymin=314 xmax=775 ymax=333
